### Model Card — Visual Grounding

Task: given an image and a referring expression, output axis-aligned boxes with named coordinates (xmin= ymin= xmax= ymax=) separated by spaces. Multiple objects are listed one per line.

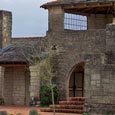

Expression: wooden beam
xmin=65 ymin=9 xmax=89 ymax=16
xmin=113 ymin=2 xmax=115 ymax=17
xmin=112 ymin=2 xmax=115 ymax=23
xmin=107 ymin=7 xmax=111 ymax=14
xmin=0 ymin=64 xmax=27 ymax=67
xmin=62 ymin=2 xmax=113 ymax=9
xmin=65 ymin=6 xmax=113 ymax=15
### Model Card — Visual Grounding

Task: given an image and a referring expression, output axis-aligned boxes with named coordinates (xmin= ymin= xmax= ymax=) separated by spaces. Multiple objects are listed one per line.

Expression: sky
xmin=0 ymin=0 xmax=51 ymax=37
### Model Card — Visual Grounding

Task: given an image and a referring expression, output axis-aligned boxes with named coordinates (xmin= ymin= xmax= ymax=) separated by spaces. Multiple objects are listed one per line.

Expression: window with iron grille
xmin=64 ymin=13 xmax=87 ymax=30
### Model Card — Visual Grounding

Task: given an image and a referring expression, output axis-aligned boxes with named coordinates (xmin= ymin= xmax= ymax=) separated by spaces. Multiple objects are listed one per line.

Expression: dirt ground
xmin=0 ymin=106 xmax=80 ymax=115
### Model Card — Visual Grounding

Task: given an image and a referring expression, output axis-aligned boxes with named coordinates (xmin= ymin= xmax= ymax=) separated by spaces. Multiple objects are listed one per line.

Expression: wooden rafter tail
xmin=63 ymin=2 xmax=113 ymax=9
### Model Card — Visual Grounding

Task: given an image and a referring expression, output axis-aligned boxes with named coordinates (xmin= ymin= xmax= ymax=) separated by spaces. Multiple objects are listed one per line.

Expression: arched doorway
xmin=69 ymin=62 xmax=84 ymax=97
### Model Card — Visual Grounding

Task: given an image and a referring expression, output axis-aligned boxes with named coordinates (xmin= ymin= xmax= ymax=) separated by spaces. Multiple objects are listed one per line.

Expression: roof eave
xmin=41 ymin=1 xmax=115 ymax=10
xmin=40 ymin=3 xmax=63 ymax=9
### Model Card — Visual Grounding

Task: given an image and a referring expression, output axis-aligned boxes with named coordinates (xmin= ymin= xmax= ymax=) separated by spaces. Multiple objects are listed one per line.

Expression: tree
xmin=39 ymin=56 xmax=57 ymax=115
xmin=13 ymin=40 xmax=57 ymax=115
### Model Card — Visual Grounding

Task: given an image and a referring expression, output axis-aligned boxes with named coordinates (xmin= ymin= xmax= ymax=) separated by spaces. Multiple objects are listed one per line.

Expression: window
xmin=64 ymin=13 xmax=87 ymax=30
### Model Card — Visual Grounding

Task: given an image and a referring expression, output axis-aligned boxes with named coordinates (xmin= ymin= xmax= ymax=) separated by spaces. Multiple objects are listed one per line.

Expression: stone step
xmin=40 ymin=97 xmax=85 ymax=113
xmin=69 ymin=97 xmax=85 ymax=101
xmin=49 ymin=104 xmax=84 ymax=109
xmin=59 ymin=101 xmax=84 ymax=105
xmin=40 ymin=108 xmax=52 ymax=112
xmin=40 ymin=108 xmax=84 ymax=113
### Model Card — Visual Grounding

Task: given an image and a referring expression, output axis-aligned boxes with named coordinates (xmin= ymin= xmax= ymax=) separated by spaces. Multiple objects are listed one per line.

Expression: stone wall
xmin=29 ymin=65 xmax=40 ymax=99
xmin=0 ymin=11 xmax=12 ymax=48
xmin=48 ymin=6 xmax=113 ymax=32
xmin=47 ymin=29 xmax=106 ymax=99
xmin=4 ymin=66 xmax=30 ymax=105
xmin=84 ymin=54 xmax=115 ymax=114
xmin=46 ymin=23 xmax=115 ymax=114
xmin=0 ymin=67 xmax=5 ymax=99
xmin=88 ymin=14 xmax=113 ymax=29
xmin=48 ymin=6 xmax=64 ymax=32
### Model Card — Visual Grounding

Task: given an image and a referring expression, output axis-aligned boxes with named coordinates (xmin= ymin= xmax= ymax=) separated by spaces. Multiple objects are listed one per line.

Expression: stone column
xmin=29 ymin=65 xmax=40 ymax=99
xmin=0 ymin=11 xmax=12 ymax=48
xmin=0 ymin=66 xmax=5 ymax=98
xmin=106 ymin=24 xmax=115 ymax=53
xmin=48 ymin=6 xmax=64 ymax=32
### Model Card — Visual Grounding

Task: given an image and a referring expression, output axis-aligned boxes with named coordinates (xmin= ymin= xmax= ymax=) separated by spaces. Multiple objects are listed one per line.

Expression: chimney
xmin=0 ymin=10 xmax=12 ymax=48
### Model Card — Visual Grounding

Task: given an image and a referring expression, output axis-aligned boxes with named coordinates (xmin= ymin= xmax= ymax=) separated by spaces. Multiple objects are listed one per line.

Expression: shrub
xmin=0 ymin=111 xmax=7 ymax=115
xmin=29 ymin=109 xmax=39 ymax=115
xmin=40 ymin=84 xmax=59 ymax=106
xmin=9 ymin=113 xmax=22 ymax=115
xmin=83 ymin=113 xmax=91 ymax=115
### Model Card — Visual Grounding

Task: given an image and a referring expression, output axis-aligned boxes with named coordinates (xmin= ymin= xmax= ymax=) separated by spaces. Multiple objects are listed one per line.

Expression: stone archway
xmin=68 ymin=62 xmax=84 ymax=97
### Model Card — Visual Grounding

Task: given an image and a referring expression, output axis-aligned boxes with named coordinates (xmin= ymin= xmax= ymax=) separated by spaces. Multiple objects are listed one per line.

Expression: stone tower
xmin=0 ymin=11 xmax=12 ymax=48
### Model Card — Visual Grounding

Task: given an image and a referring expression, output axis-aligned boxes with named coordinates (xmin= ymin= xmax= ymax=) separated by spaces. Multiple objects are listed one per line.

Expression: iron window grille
xmin=64 ymin=13 xmax=87 ymax=30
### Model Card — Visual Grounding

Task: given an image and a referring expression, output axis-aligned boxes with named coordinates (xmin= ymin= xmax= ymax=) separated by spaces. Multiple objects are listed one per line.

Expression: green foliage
xmin=9 ymin=113 xmax=22 ymax=115
xmin=106 ymin=111 xmax=115 ymax=115
xmin=0 ymin=111 xmax=7 ymax=115
xmin=39 ymin=54 xmax=58 ymax=115
xmin=39 ymin=56 xmax=55 ymax=83
xmin=13 ymin=41 xmax=48 ymax=66
xmin=29 ymin=109 xmax=39 ymax=115
xmin=82 ymin=113 xmax=91 ymax=115
xmin=40 ymin=84 xmax=59 ymax=106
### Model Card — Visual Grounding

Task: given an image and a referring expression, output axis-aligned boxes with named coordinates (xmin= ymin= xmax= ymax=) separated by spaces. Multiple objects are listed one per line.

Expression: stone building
xmin=0 ymin=0 xmax=115 ymax=114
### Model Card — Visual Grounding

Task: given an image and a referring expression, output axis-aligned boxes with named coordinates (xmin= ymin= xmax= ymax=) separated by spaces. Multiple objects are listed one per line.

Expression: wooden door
xmin=69 ymin=72 xmax=84 ymax=97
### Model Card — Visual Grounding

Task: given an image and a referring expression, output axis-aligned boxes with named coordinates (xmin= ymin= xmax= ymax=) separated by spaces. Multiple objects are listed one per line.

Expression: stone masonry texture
xmin=45 ymin=5 xmax=115 ymax=114
xmin=4 ymin=66 xmax=30 ymax=105
xmin=1 ymin=1 xmax=115 ymax=115
xmin=0 ymin=11 xmax=12 ymax=48
xmin=46 ymin=25 xmax=115 ymax=114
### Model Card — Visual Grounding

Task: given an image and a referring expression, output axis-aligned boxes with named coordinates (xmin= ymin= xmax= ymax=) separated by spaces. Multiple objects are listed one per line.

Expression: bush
xmin=0 ymin=111 xmax=7 ymax=115
xmin=29 ymin=109 xmax=39 ymax=115
xmin=40 ymin=84 xmax=59 ymax=106
xmin=9 ymin=113 xmax=22 ymax=115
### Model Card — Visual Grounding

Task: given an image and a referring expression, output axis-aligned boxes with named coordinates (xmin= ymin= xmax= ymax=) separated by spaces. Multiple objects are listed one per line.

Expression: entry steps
xmin=40 ymin=97 xmax=85 ymax=113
